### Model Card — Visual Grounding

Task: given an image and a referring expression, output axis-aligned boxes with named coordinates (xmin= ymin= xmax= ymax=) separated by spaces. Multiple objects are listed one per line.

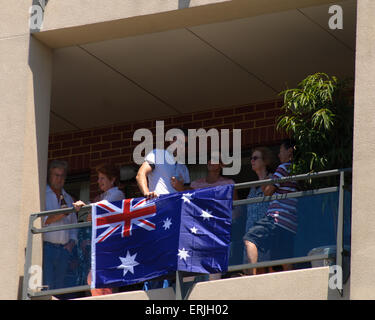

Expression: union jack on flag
xmin=93 ymin=198 xmax=157 ymax=243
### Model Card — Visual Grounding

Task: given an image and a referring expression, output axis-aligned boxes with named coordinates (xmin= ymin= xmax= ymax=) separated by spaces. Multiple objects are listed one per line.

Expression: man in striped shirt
xmin=243 ymin=139 xmax=297 ymax=275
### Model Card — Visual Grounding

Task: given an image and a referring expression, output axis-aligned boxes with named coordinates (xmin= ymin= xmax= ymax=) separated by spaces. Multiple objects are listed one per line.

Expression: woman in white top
xmin=73 ymin=163 xmax=125 ymax=296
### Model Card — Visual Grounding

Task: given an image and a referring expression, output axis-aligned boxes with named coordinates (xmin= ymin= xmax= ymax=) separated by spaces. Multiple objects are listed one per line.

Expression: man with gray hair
xmin=43 ymin=160 xmax=77 ymax=290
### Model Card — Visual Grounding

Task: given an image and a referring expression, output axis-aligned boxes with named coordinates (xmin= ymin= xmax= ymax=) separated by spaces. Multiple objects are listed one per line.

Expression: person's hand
xmin=144 ymin=191 xmax=159 ymax=199
xmin=73 ymin=200 xmax=86 ymax=212
xmin=171 ymin=176 xmax=184 ymax=191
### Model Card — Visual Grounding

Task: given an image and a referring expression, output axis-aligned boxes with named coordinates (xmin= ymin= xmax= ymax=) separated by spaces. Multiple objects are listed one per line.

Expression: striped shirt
xmin=266 ymin=162 xmax=298 ymax=234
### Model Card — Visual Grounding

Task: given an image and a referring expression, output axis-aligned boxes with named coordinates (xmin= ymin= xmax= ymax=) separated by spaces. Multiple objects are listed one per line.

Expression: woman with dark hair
xmin=73 ymin=163 xmax=125 ymax=296
xmin=243 ymin=147 xmax=277 ymax=269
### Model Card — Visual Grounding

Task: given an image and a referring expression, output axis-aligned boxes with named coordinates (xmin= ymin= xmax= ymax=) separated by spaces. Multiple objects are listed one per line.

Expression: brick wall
xmin=48 ymin=99 xmax=287 ymax=200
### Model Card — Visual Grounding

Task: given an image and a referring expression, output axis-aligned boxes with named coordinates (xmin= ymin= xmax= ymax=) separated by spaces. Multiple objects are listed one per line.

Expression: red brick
xmin=255 ymin=101 xmax=277 ymax=111
xmin=62 ymin=139 xmax=81 ymax=148
xmin=224 ymin=115 xmax=243 ymax=124
xmin=180 ymin=121 xmax=203 ymax=130
xmin=214 ymin=108 xmax=234 ymax=117
xmin=260 ymin=127 xmax=268 ymax=142
xmin=69 ymin=155 xmax=83 ymax=170
xmin=110 ymin=155 xmax=132 ymax=165
xmin=235 ymin=105 xmax=255 ymax=114
xmin=268 ymin=126 xmax=278 ymax=142
xmin=71 ymin=146 xmax=90 ymax=155
xmin=202 ymin=118 xmax=223 ymax=128
xmin=73 ymin=130 xmax=92 ymax=139
xmin=241 ymin=129 xmax=252 ymax=146
xmin=214 ymin=124 xmax=233 ymax=131
xmin=52 ymin=149 xmax=70 ymax=158
xmin=265 ymin=109 xmax=282 ymax=118
xmin=133 ymin=121 xmax=152 ymax=130
xmin=123 ymin=131 xmax=134 ymax=139
xmin=112 ymin=140 xmax=130 ymax=149
xmin=91 ymin=152 xmax=100 ymax=160
xmin=101 ymin=149 xmax=121 ymax=158
xmin=48 ymin=142 xmax=61 ymax=151
xmin=93 ymin=127 xmax=112 ymax=136
xmin=173 ymin=115 xmax=193 ymax=123
xmin=233 ymin=121 xmax=254 ymax=130
xmin=194 ymin=111 xmax=213 ymax=121
xmin=121 ymin=147 xmax=133 ymax=155
xmin=102 ymin=133 xmax=121 ymax=142
xmin=90 ymin=159 xmax=108 ymax=168
xmin=91 ymin=143 xmax=111 ymax=152
xmin=113 ymin=124 xmax=132 ymax=132
xmin=256 ymin=118 xmax=275 ymax=127
xmin=54 ymin=133 xmax=73 ymax=142
xmin=244 ymin=112 xmax=264 ymax=121
xmin=83 ymin=136 xmax=101 ymax=145
xmin=252 ymin=128 xmax=260 ymax=145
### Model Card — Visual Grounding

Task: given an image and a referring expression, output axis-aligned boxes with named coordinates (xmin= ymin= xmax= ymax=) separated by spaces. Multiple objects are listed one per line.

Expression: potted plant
xmin=276 ymin=72 xmax=354 ymax=188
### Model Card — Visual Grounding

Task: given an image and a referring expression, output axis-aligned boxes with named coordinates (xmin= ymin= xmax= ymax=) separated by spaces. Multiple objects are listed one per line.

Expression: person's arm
xmin=136 ymin=161 xmax=159 ymax=199
xmin=262 ymin=184 xmax=276 ymax=196
xmin=44 ymin=212 xmax=69 ymax=225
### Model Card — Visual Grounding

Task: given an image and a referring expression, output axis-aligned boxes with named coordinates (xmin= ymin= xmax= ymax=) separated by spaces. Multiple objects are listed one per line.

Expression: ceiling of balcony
xmin=49 ymin=0 xmax=356 ymax=133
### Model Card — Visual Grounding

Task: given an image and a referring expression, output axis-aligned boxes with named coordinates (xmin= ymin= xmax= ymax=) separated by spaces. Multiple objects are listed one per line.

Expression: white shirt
xmin=43 ymin=185 xmax=78 ymax=245
xmin=145 ymin=149 xmax=190 ymax=195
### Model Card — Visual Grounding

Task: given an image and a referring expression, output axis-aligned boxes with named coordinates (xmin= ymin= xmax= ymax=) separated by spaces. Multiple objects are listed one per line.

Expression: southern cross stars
xmin=181 ymin=193 xmax=215 ymax=222
xmin=181 ymin=192 xmax=193 ymax=203
xmin=190 ymin=226 xmax=198 ymax=234
xmin=200 ymin=209 xmax=214 ymax=220
xmin=178 ymin=248 xmax=190 ymax=261
xmin=117 ymin=251 xmax=139 ymax=276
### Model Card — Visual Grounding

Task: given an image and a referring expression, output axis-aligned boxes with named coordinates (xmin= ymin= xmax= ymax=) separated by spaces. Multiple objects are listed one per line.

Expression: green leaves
xmin=312 ymin=109 xmax=334 ymax=130
xmin=276 ymin=73 xmax=353 ymax=180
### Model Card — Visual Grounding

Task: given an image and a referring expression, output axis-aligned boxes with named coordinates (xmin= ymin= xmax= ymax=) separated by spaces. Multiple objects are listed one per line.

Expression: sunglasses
xmin=250 ymin=156 xmax=261 ymax=161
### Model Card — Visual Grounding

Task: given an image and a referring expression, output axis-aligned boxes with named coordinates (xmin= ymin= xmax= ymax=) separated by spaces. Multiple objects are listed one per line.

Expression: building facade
xmin=0 ymin=0 xmax=372 ymax=300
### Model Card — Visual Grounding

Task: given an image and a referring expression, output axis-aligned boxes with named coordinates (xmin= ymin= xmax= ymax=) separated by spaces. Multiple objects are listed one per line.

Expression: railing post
xmin=22 ymin=214 xmax=37 ymax=300
xmin=335 ymin=170 xmax=345 ymax=297
xmin=175 ymin=271 xmax=184 ymax=300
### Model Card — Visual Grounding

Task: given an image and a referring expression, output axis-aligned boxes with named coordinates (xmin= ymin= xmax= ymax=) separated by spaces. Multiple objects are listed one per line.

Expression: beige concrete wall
xmin=0 ymin=0 xmax=52 ymax=299
xmin=350 ymin=0 xmax=375 ymax=300
xmin=188 ymin=267 xmax=330 ymax=300
xmin=72 ymin=267 xmax=330 ymax=300
xmin=34 ymin=0 xmax=339 ymax=48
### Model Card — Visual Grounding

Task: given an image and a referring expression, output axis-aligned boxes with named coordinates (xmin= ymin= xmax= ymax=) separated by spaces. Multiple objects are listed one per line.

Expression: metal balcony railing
xmin=22 ymin=168 xmax=351 ymax=300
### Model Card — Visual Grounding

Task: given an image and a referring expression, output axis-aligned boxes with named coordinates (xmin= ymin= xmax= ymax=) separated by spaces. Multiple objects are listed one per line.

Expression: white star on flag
xmin=117 ymin=251 xmax=139 ymax=276
xmin=163 ymin=217 xmax=172 ymax=230
xmin=181 ymin=193 xmax=193 ymax=203
xmin=200 ymin=209 xmax=214 ymax=221
xmin=178 ymin=248 xmax=190 ymax=261
xmin=190 ymin=226 xmax=198 ymax=234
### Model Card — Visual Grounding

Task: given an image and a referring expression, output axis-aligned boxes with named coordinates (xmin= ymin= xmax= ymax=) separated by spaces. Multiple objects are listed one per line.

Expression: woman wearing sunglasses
xmin=244 ymin=147 xmax=276 ymax=271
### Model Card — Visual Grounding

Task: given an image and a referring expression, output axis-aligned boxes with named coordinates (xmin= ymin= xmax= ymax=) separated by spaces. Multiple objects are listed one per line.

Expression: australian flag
xmin=90 ymin=184 xmax=234 ymax=288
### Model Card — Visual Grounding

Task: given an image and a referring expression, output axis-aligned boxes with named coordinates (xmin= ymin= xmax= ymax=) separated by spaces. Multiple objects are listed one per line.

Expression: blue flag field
xmin=90 ymin=184 xmax=234 ymax=288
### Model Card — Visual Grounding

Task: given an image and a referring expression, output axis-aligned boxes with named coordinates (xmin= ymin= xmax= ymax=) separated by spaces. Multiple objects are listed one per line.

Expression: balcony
xmin=22 ymin=168 xmax=351 ymax=300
